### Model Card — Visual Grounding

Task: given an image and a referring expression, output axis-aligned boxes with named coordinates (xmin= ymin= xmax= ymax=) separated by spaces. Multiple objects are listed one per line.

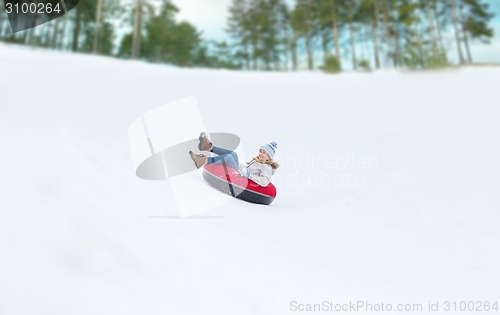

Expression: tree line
xmin=228 ymin=0 xmax=495 ymax=71
xmin=0 ymin=0 xmax=495 ymax=72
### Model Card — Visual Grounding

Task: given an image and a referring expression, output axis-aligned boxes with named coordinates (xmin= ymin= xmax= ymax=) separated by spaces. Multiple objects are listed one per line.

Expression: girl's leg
xmin=207 ymin=152 xmax=239 ymax=169
xmin=211 ymin=146 xmax=234 ymax=156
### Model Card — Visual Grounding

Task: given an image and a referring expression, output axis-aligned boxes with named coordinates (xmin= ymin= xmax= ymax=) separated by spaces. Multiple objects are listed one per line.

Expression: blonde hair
xmin=248 ymin=156 xmax=280 ymax=170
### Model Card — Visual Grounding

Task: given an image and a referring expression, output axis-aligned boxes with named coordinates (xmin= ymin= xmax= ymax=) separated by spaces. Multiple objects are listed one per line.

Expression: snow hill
xmin=0 ymin=43 xmax=499 ymax=315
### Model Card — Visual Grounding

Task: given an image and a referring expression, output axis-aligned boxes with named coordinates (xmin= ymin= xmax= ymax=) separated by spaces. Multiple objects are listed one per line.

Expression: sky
xmin=174 ymin=0 xmax=500 ymax=65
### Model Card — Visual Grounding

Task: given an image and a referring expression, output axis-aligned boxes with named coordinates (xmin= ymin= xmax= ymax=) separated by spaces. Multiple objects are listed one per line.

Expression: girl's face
xmin=258 ymin=149 xmax=270 ymax=162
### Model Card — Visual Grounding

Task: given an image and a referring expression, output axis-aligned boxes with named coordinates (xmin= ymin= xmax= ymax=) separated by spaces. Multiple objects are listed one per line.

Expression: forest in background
xmin=0 ymin=0 xmax=496 ymax=72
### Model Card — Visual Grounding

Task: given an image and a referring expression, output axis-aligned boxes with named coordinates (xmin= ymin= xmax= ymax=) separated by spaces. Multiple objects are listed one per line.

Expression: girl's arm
xmin=248 ymin=166 xmax=272 ymax=187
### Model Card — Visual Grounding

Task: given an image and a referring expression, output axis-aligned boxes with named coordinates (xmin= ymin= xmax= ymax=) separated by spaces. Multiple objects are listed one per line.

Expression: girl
xmin=189 ymin=132 xmax=279 ymax=187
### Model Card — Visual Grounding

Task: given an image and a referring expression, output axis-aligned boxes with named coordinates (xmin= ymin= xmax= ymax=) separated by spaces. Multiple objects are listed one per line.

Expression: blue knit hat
xmin=260 ymin=141 xmax=278 ymax=159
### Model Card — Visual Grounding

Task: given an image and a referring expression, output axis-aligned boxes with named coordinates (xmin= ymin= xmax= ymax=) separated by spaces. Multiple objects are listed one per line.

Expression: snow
xmin=1 ymin=42 xmax=500 ymax=314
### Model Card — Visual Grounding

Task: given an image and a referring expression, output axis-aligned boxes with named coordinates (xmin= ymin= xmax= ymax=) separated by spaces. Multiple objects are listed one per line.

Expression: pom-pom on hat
xmin=260 ymin=141 xmax=278 ymax=159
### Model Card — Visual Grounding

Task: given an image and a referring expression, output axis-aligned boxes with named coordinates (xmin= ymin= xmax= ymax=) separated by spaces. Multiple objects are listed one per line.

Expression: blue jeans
xmin=207 ymin=146 xmax=239 ymax=170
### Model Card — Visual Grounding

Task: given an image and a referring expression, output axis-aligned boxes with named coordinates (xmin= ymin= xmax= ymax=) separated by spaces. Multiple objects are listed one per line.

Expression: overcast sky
xmin=174 ymin=0 xmax=500 ymax=64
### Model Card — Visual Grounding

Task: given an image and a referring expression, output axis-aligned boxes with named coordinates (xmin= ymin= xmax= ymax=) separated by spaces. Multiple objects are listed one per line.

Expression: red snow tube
xmin=202 ymin=163 xmax=277 ymax=205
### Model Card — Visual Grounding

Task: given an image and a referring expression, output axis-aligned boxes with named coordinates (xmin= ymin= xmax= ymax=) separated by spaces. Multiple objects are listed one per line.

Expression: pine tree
xmin=358 ymin=0 xmax=381 ymax=69
xmin=227 ymin=0 xmax=251 ymax=69
xmin=172 ymin=21 xmax=201 ymax=66
xmin=451 ymin=0 xmax=466 ymax=64
xmin=460 ymin=0 xmax=495 ymax=63
xmin=431 ymin=0 xmax=447 ymax=57
xmin=70 ymin=0 xmax=99 ymax=52
xmin=331 ymin=0 xmax=341 ymax=63
xmin=131 ymin=0 xmax=144 ymax=59
xmin=380 ymin=0 xmax=392 ymax=66
xmin=347 ymin=0 xmax=358 ymax=70
xmin=0 ymin=11 xmax=4 ymax=38
xmin=142 ymin=1 xmax=178 ymax=62
xmin=93 ymin=0 xmax=103 ymax=54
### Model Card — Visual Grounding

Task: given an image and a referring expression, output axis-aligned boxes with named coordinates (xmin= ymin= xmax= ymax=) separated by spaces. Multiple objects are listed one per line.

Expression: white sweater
xmin=241 ymin=159 xmax=276 ymax=187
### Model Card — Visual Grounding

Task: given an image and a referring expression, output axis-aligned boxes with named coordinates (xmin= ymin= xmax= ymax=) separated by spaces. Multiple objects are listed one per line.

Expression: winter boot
xmin=189 ymin=151 xmax=207 ymax=169
xmin=198 ymin=132 xmax=213 ymax=151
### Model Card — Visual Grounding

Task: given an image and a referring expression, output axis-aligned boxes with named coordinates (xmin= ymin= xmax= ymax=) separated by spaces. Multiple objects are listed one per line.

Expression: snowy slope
xmin=1 ymin=43 xmax=499 ymax=315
